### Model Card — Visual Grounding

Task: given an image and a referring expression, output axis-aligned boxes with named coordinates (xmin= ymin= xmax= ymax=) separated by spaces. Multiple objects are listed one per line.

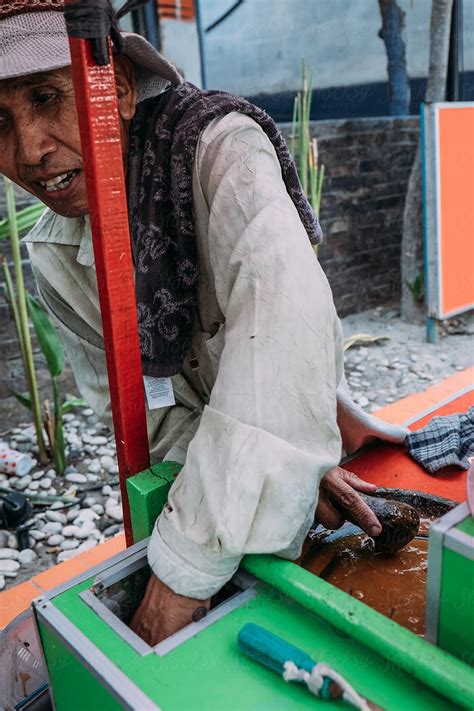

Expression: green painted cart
xmin=32 ymin=462 xmax=474 ymax=711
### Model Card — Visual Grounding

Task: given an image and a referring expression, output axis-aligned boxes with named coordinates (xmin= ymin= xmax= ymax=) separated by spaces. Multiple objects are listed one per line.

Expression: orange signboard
xmin=423 ymin=103 xmax=474 ymax=321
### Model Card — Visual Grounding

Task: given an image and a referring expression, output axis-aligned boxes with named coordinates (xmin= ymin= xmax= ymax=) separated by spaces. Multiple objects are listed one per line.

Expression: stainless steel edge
xmin=425 ymin=519 xmax=443 ymax=644
xmin=402 ymin=386 xmax=473 ymax=427
xmin=444 ymin=528 xmax=474 ymax=560
xmin=431 ymin=502 xmax=469 ymax=532
xmin=92 ymin=548 xmax=148 ymax=591
xmin=79 ymin=589 xmax=152 ymax=656
xmin=154 ymin=586 xmax=257 ymax=656
xmin=36 ymin=536 xmax=149 ymax=602
xmin=36 ymin=600 xmax=161 ymax=711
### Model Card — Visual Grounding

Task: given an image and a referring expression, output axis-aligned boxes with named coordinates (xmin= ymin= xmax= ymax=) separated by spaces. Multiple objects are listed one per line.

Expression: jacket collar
xmin=22 ymin=208 xmax=95 ymax=267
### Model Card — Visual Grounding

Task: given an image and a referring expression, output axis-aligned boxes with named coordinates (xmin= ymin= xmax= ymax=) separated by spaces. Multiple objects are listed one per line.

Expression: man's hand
xmin=130 ymin=574 xmax=211 ymax=646
xmin=316 ymin=466 xmax=382 ymax=536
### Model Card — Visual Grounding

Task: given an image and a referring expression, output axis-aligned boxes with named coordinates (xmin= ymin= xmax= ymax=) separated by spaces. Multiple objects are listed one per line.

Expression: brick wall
xmin=280 ymin=116 xmax=419 ymax=315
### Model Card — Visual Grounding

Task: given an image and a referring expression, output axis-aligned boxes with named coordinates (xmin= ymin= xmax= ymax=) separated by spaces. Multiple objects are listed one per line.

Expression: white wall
xmin=160 ymin=19 xmax=203 ymax=86
xmin=199 ymin=0 xmax=474 ymax=95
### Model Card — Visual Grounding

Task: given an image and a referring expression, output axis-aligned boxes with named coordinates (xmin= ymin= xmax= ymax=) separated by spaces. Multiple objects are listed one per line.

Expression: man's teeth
xmin=40 ymin=171 xmax=76 ymax=192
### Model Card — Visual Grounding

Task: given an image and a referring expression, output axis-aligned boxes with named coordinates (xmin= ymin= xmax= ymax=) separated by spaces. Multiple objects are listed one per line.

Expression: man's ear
xmin=114 ymin=56 xmax=137 ymax=121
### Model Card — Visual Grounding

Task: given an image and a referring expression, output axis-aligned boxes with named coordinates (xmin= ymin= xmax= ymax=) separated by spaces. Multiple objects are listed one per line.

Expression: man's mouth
xmin=35 ymin=169 xmax=80 ymax=194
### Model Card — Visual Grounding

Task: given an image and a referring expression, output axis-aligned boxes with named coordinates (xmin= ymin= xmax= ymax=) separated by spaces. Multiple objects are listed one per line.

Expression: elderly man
xmin=0 ymin=0 xmax=408 ymax=644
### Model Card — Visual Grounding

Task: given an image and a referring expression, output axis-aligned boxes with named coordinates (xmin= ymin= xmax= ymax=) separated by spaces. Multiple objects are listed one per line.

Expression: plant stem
xmin=1 ymin=254 xmax=27 ymax=365
xmin=52 ymin=378 xmax=66 ymax=476
xmin=4 ymin=177 xmax=48 ymax=463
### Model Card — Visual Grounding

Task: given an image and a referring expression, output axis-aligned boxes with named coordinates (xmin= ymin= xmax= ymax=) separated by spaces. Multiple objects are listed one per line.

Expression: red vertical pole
xmin=66 ymin=32 xmax=150 ymax=546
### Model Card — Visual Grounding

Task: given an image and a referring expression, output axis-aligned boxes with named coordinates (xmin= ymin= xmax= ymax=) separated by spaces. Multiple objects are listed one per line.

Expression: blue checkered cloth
xmin=406 ymin=406 xmax=474 ymax=474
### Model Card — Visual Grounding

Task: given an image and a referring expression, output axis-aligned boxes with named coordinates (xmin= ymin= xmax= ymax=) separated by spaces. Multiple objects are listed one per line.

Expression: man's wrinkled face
xmin=0 ymin=61 xmax=136 ymax=218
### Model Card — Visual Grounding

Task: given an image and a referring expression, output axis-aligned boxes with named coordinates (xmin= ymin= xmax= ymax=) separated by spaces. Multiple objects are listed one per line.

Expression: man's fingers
xmin=339 ymin=468 xmax=378 ymax=494
xmin=315 ymin=493 xmax=344 ymax=530
xmin=333 ymin=480 xmax=382 ymax=536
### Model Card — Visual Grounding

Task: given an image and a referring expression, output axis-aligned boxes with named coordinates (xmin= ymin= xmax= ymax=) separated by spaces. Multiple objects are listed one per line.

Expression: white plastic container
xmin=0 ymin=446 xmax=35 ymax=477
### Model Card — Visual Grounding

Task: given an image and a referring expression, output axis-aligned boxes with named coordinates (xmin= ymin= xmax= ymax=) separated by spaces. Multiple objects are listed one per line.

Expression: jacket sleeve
xmin=147 ymin=115 xmax=344 ymax=598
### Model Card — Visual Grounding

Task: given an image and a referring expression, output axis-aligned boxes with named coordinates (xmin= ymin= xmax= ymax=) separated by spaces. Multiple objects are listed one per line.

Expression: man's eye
xmin=33 ymin=91 xmax=59 ymax=107
xmin=0 ymin=114 xmax=9 ymax=131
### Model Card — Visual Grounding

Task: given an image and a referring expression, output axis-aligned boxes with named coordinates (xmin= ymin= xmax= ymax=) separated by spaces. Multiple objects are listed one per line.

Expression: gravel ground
xmin=0 ymin=305 xmax=472 ymax=590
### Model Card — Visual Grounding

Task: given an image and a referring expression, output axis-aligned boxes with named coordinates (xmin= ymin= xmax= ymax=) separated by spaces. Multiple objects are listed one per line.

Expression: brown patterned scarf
xmin=127 ymin=82 xmax=323 ymax=378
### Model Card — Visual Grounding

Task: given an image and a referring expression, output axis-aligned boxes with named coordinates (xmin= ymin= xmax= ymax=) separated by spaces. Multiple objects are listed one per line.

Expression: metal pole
xmin=194 ymin=0 xmax=207 ymax=89
xmin=447 ymin=0 xmax=460 ymax=101
xmin=65 ymin=5 xmax=150 ymax=546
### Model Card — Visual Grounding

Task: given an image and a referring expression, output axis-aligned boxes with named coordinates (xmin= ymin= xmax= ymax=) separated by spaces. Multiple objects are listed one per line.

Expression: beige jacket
xmin=25 ymin=112 xmax=408 ymax=598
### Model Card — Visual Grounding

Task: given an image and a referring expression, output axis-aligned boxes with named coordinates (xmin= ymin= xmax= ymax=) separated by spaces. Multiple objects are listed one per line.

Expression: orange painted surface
xmin=0 ymin=535 xmax=126 ymax=628
xmin=32 ymin=533 xmax=126 ymax=592
xmin=438 ymin=106 xmax=474 ymax=316
xmin=350 ymin=389 xmax=473 ymax=502
xmin=157 ymin=0 xmax=195 ymax=21
xmin=373 ymin=366 xmax=473 ymax=425
xmin=0 ymin=581 xmax=42 ymax=629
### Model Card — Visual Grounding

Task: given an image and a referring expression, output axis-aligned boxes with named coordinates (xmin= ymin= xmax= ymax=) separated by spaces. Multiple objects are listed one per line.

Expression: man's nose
xmin=16 ymin=116 xmax=56 ymax=168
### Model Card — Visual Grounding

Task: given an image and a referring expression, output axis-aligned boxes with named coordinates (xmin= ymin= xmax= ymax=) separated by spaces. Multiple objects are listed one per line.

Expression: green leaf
xmin=0 ymin=202 xmax=45 ymax=241
xmin=9 ymin=389 xmax=32 ymax=410
xmin=26 ymin=293 xmax=64 ymax=377
xmin=61 ymin=396 xmax=87 ymax=416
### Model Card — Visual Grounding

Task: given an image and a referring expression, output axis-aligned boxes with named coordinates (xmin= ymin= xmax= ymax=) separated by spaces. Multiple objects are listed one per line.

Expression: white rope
xmin=283 ymin=660 xmax=370 ymax=711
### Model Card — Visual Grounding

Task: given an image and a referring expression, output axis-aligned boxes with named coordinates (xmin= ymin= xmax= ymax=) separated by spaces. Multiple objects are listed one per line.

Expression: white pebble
xmin=43 ymin=522 xmax=62 ymax=535
xmin=50 ymin=501 xmax=65 ymax=510
xmin=67 ymin=508 xmax=81 ymax=522
xmin=18 ymin=548 xmax=37 ymax=565
xmin=77 ymin=540 xmax=97 ymax=553
xmin=0 ymin=559 xmax=20 ymax=573
xmin=75 ymin=509 xmax=98 ymax=522
xmin=0 ymin=576 xmax=5 ymax=590
xmin=7 ymin=534 xmax=18 ymax=550
xmin=83 ymin=496 xmax=97 ymax=507
xmin=82 ymin=408 xmax=94 ymax=417
xmin=39 ymin=477 xmax=52 ymax=489
xmin=46 ymin=511 xmax=67 ymax=525
xmin=92 ymin=504 xmax=104 ymax=515
xmin=46 ymin=469 xmax=57 ymax=479
xmin=60 ymin=539 xmax=79 ymax=551
xmin=47 ymin=534 xmax=64 ymax=546
xmin=0 ymin=548 xmax=19 ymax=560
xmin=57 ymin=550 xmax=80 ymax=563
xmin=102 ymin=485 xmax=113 ymax=496
xmin=32 ymin=470 xmax=45 ymax=480
xmin=75 ymin=521 xmax=96 ymax=539
xmin=106 ymin=505 xmax=123 ymax=522
xmin=29 ymin=530 xmax=46 ymax=541
xmin=29 ymin=481 xmax=40 ymax=491
xmin=87 ymin=461 xmax=101 ymax=474
xmin=62 ymin=525 xmax=80 ymax=538
xmin=100 ymin=455 xmax=115 ymax=468
xmin=65 ymin=473 xmax=87 ymax=485
xmin=14 ymin=476 xmax=31 ymax=491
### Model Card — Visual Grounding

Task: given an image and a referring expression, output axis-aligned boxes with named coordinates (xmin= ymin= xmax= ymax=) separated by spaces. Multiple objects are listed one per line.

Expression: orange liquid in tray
xmin=302 ymin=527 xmax=430 ymax=636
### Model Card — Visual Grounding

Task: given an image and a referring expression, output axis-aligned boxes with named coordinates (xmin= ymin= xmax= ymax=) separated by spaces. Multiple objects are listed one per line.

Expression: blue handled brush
xmin=237 ymin=623 xmax=371 ymax=710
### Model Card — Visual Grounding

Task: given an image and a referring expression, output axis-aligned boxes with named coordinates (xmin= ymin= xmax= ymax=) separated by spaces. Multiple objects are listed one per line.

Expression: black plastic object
xmin=64 ymin=0 xmax=149 ymax=65
xmin=0 ymin=492 xmax=31 ymax=529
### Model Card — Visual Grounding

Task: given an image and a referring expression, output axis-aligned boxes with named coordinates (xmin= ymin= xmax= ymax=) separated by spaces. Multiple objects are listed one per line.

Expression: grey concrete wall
xmin=200 ymin=0 xmax=474 ymax=96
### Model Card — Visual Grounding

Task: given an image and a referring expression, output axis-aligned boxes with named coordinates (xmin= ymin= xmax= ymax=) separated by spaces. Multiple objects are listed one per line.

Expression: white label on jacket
xmin=143 ymin=376 xmax=175 ymax=410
